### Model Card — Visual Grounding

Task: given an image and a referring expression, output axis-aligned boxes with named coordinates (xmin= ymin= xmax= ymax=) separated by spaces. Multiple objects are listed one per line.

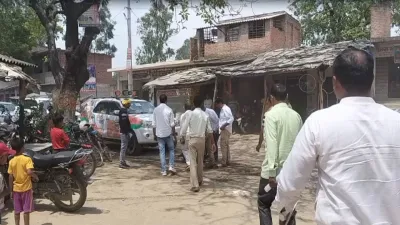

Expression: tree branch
xmin=29 ymin=0 xmax=64 ymax=88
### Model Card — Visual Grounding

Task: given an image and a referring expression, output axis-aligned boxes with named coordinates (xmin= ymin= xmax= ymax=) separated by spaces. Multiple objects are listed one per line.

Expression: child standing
xmin=8 ymin=138 xmax=38 ymax=225
xmin=50 ymin=113 xmax=70 ymax=151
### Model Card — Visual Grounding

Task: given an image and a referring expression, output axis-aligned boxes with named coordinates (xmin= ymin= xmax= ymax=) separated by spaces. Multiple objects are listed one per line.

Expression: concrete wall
xmin=375 ymin=57 xmax=389 ymax=101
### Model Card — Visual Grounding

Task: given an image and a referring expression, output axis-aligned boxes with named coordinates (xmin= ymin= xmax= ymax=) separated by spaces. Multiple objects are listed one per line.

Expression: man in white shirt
xmin=179 ymin=103 xmax=192 ymax=168
xmin=215 ymin=98 xmax=234 ymax=167
xmin=204 ymin=107 xmax=219 ymax=167
xmin=180 ymin=96 xmax=215 ymax=192
xmin=152 ymin=94 xmax=176 ymax=176
xmin=276 ymin=47 xmax=400 ymax=225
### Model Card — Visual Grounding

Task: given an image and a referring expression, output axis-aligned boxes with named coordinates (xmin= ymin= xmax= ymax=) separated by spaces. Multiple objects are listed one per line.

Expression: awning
xmin=0 ymin=62 xmax=40 ymax=91
xmin=143 ymin=67 xmax=215 ymax=89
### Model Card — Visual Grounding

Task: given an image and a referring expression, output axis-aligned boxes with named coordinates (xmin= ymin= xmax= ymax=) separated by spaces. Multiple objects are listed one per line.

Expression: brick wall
xmin=375 ymin=57 xmax=389 ymax=101
xmin=58 ymin=51 xmax=112 ymax=84
xmin=371 ymin=2 xmax=392 ymax=38
xmin=201 ymin=14 xmax=301 ymax=59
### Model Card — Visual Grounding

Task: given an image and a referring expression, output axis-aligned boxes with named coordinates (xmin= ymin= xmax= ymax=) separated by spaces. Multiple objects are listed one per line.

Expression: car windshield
xmin=2 ymin=103 xmax=15 ymax=112
xmin=128 ymin=101 xmax=154 ymax=114
xmin=24 ymin=100 xmax=38 ymax=109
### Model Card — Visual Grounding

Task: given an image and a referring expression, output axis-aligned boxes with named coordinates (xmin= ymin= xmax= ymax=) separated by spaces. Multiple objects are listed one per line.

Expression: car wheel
xmin=126 ymin=133 xmax=142 ymax=156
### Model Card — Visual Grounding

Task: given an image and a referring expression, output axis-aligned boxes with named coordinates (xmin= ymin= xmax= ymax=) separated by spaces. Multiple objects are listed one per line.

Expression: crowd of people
xmin=117 ymin=46 xmax=400 ymax=225
xmin=3 ymin=46 xmax=400 ymax=225
xmin=148 ymin=94 xmax=234 ymax=192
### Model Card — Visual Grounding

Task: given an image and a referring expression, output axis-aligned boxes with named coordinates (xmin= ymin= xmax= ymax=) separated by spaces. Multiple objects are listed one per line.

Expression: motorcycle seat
xmin=24 ymin=149 xmax=77 ymax=168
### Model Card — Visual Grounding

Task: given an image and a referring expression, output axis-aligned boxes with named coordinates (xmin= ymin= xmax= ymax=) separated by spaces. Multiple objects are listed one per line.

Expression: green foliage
xmin=92 ymin=5 xmax=117 ymax=56
xmin=290 ymin=0 xmax=400 ymax=45
xmin=163 ymin=0 xmax=230 ymax=25
xmin=135 ymin=4 xmax=177 ymax=65
xmin=0 ymin=1 xmax=46 ymax=60
xmin=175 ymin=39 xmax=190 ymax=60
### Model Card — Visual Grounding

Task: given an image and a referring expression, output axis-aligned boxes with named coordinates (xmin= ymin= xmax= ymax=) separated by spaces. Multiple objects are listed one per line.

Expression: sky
xmin=56 ymin=0 xmax=290 ymax=68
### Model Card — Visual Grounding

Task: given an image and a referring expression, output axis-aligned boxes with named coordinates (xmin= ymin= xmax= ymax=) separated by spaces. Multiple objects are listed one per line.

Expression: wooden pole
xmin=212 ymin=76 xmax=218 ymax=104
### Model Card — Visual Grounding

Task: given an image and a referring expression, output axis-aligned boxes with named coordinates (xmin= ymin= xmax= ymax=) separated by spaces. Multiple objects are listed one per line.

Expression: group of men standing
xmin=258 ymin=47 xmax=400 ymax=225
xmin=151 ymin=94 xmax=234 ymax=192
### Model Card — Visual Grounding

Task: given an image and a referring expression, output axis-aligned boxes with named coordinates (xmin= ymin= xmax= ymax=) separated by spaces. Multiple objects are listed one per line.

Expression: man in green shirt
xmin=258 ymin=84 xmax=302 ymax=225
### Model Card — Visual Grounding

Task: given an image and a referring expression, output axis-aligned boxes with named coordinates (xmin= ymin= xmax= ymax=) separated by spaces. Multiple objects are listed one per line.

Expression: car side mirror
xmin=113 ymin=110 xmax=119 ymax=115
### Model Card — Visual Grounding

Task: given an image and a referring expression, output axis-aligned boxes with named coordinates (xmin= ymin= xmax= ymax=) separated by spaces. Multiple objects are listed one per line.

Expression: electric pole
xmin=126 ymin=0 xmax=133 ymax=92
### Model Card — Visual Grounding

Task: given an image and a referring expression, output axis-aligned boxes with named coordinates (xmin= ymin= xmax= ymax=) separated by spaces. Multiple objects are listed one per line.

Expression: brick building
xmin=370 ymin=2 xmax=400 ymax=108
xmin=31 ymin=47 xmax=114 ymax=98
xmin=192 ymin=11 xmax=301 ymax=60
xmin=111 ymin=11 xmax=302 ymax=107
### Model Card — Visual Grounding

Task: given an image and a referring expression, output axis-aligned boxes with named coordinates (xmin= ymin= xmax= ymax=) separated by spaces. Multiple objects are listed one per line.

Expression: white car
xmin=86 ymin=98 xmax=179 ymax=155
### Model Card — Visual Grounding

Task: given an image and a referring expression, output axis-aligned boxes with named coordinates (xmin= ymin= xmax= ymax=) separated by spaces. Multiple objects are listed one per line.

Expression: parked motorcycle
xmin=16 ymin=148 xmax=90 ymax=212
xmin=81 ymin=125 xmax=113 ymax=167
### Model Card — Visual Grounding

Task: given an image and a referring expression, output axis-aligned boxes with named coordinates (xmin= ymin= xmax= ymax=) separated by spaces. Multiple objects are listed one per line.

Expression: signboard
xmin=78 ymin=4 xmax=100 ymax=27
xmin=81 ymin=65 xmax=96 ymax=93
xmin=394 ymin=45 xmax=400 ymax=63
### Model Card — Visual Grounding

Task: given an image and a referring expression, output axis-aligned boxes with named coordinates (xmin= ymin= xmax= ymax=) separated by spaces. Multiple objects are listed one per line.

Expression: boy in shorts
xmin=8 ymin=138 xmax=38 ymax=225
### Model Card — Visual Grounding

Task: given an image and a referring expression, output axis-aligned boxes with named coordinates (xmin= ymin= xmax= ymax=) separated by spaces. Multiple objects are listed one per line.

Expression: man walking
xmin=215 ymin=98 xmax=234 ymax=167
xmin=180 ymin=96 xmax=215 ymax=192
xmin=179 ymin=103 xmax=192 ymax=169
xmin=258 ymin=84 xmax=302 ymax=225
xmin=118 ymin=99 xmax=133 ymax=169
xmin=204 ymin=106 xmax=219 ymax=167
xmin=276 ymin=47 xmax=400 ymax=225
xmin=152 ymin=94 xmax=176 ymax=176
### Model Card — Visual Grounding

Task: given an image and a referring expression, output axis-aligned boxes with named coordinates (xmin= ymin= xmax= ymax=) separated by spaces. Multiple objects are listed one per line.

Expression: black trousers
xmin=258 ymin=177 xmax=276 ymax=225
xmin=258 ymin=177 xmax=296 ymax=225
xmin=213 ymin=131 xmax=219 ymax=162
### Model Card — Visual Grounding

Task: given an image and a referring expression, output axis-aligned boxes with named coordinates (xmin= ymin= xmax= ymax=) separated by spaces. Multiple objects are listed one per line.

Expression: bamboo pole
xmin=212 ymin=76 xmax=218 ymax=104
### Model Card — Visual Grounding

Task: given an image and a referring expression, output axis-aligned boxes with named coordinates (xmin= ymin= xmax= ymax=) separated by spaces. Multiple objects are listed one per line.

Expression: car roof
xmin=96 ymin=97 xmax=148 ymax=102
xmin=0 ymin=102 xmax=13 ymax=104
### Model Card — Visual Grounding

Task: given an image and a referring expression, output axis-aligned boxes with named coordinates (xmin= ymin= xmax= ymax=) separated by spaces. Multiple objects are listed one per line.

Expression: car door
xmin=91 ymin=101 xmax=109 ymax=137
xmin=106 ymin=101 xmax=121 ymax=139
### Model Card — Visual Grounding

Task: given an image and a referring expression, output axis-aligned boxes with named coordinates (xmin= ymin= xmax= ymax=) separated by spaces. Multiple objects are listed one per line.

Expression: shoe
xmin=119 ymin=164 xmax=129 ymax=169
xmin=190 ymin=187 xmax=200 ymax=192
xmin=161 ymin=171 xmax=167 ymax=176
xmin=168 ymin=167 xmax=177 ymax=175
xmin=122 ymin=162 xmax=131 ymax=167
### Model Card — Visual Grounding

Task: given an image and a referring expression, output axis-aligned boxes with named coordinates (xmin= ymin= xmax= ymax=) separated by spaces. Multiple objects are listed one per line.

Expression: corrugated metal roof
xmin=0 ymin=54 xmax=36 ymax=67
xmin=214 ymin=40 xmax=373 ymax=77
xmin=107 ymin=59 xmax=191 ymax=73
xmin=0 ymin=62 xmax=40 ymax=90
xmin=143 ymin=67 xmax=215 ymax=89
xmin=198 ymin=11 xmax=287 ymax=29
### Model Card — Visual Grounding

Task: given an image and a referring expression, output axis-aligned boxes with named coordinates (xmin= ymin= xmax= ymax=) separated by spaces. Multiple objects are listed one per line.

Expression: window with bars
xmin=225 ymin=25 xmax=240 ymax=42
xmin=248 ymin=20 xmax=266 ymax=39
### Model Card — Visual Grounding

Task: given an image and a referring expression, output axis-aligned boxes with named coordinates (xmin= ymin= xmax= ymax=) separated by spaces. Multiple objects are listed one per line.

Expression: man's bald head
xmin=332 ymin=47 xmax=374 ymax=96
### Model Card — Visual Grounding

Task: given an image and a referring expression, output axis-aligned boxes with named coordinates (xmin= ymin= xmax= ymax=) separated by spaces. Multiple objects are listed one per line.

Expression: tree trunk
xmin=30 ymin=0 xmax=100 ymax=121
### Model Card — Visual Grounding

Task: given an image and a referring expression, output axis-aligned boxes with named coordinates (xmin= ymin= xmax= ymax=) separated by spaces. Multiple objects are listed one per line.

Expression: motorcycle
xmin=81 ymin=124 xmax=113 ymax=167
xmin=13 ymin=148 xmax=90 ymax=212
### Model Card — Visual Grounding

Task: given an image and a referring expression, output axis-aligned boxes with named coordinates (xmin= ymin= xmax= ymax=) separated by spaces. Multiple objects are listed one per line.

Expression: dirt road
xmin=2 ymin=135 xmax=316 ymax=225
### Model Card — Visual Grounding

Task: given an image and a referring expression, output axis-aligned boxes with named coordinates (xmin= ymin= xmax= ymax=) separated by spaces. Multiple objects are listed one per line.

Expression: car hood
xmin=129 ymin=113 xmax=152 ymax=121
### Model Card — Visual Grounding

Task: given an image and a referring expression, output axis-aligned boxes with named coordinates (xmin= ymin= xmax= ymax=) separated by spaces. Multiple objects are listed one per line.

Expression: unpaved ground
xmin=3 ymin=135 xmax=317 ymax=225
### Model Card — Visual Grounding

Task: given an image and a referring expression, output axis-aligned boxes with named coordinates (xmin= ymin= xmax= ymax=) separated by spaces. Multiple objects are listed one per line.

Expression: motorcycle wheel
xmin=52 ymin=173 xmax=87 ymax=212
xmin=82 ymin=153 xmax=97 ymax=179
xmin=102 ymin=146 xmax=113 ymax=162
xmin=93 ymin=146 xmax=104 ymax=167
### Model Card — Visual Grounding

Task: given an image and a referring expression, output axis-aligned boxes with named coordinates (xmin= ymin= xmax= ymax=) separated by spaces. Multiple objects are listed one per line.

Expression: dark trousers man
xmin=213 ymin=131 xmax=219 ymax=162
xmin=258 ymin=178 xmax=296 ymax=225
